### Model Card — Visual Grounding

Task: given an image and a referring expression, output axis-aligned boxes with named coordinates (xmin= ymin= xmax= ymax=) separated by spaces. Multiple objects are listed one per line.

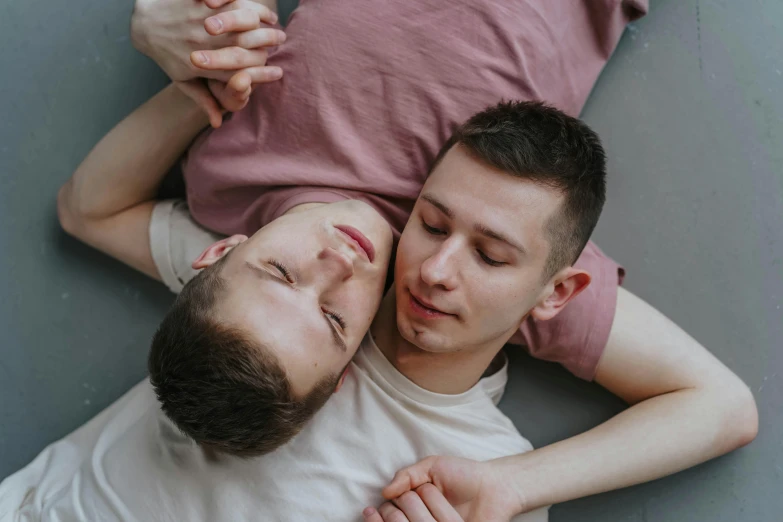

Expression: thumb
xmin=382 ymin=456 xmax=438 ymax=500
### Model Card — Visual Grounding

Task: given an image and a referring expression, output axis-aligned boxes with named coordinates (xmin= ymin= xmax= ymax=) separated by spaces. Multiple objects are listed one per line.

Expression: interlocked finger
xmin=192 ymin=47 xmax=269 ymax=70
xmin=235 ymin=27 xmax=287 ymax=48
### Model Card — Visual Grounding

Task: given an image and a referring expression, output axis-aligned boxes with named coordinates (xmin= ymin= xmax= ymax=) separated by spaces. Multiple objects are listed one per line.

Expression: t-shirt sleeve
xmin=148 ymin=200 xmax=225 ymax=294
xmin=508 ymin=241 xmax=625 ymax=381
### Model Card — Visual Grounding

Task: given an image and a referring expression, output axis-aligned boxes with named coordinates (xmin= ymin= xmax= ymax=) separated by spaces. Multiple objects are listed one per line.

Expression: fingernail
xmin=278 ymin=31 xmax=287 ymax=43
xmin=270 ymin=67 xmax=283 ymax=79
xmin=196 ymin=52 xmax=208 ymax=65
xmin=363 ymin=507 xmax=376 ymax=518
xmin=207 ymin=17 xmax=223 ymax=32
xmin=270 ymin=12 xmax=279 ymax=24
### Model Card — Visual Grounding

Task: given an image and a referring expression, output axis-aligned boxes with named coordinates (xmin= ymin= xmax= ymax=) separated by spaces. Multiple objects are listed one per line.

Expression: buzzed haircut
xmin=432 ymin=100 xmax=607 ymax=278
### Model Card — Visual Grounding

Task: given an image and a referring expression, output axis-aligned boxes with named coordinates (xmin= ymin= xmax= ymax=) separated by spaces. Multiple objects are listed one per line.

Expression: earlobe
xmin=191 ymin=234 xmax=248 ymax=270
xmin=530 ymin=268 xmax=591 ymax=322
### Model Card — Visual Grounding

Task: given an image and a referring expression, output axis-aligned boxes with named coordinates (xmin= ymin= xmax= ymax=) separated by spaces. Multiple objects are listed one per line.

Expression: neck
xmin=370 ymin=286 xmax=507 ymax=394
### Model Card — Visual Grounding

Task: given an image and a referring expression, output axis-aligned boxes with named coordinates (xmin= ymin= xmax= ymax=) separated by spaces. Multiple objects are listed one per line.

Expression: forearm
xmin=61 ymin=84 xmax=207 ymax=220
xmin=498 ymin=384 xmax=756 ymax=513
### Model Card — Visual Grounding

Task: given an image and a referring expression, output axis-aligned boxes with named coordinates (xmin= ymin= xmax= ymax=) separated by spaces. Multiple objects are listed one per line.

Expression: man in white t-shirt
xmin=0 ymin=335 xmax=545 ymax=522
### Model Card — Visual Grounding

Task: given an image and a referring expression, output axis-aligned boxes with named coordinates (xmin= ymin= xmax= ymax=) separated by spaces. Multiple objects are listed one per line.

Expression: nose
xmin=420 ymin=238 xmax=459 ymax=291
xmin=316 ymin=247 xmax=355 ymax=286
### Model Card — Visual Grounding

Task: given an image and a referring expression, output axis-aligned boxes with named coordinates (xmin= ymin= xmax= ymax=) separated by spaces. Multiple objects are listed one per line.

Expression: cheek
xmin=344 ymin=280 xmax=383 ymax=325
xmin=396 ymin=230 xmax=430 ymax=278
xmin=469 ymin=277 xmax=540 ymax=318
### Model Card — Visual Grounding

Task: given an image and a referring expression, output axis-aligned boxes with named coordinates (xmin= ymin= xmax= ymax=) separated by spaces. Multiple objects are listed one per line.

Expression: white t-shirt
xmin=0 ymin=334 xmax=547 ymax=522
xmin=148 ymin=199 xmax=223 ymax=293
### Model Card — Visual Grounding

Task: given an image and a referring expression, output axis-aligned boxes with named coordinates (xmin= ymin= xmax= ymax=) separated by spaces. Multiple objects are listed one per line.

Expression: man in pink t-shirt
xmin=137 ymin=0 xmax=645 ymax=380
xmin=56 ymin=0 xmax=757 ymax=518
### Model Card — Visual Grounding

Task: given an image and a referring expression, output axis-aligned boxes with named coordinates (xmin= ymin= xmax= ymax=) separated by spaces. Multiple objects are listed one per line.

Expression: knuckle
xmin=219 ymin=11 xmax=238 ymax=30
xmin=253 ymin=50 xmax=267 ymax=67
xmin=235 ymin=32 xmax=251 ymax=48
xmin=399 ymin=491 xmax=418 ymax=504
xmin=253 ymin=29 xmax=272 ymax=46
xmin=238 ymin=9 xmax=258 ymax=27
xmin=260 ymin=5 xmax=274 ymax=21
xmin=416 ymin=483 xmax=437 ymax=496
xmin=256 ymin=69 xmax=274 ymax=82
xmin=186 ymin=28 xmax=205 ymax=46
xmin=228 ymin=47 xmax=245 ymax=64
xmin=378 ymin=503 xmax=398 ymax=518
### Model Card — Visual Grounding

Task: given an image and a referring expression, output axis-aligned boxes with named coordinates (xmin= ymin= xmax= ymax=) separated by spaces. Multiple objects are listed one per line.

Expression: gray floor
xmin=1 ymin=0 xmax=780 ymax=520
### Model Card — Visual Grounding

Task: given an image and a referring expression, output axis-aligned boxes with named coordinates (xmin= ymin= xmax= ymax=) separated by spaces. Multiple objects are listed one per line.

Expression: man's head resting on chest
xmin=148 ymin=101 xmax=607 ymax=456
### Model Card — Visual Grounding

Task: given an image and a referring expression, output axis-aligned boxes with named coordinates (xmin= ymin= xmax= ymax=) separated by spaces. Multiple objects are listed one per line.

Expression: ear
xmin=334 ymin=367 xmax=351 ymax=393
xmin=191 ymin=234 xmax=248 ymax=270
xmin=529 ymin=267 xmax=591 ymax=322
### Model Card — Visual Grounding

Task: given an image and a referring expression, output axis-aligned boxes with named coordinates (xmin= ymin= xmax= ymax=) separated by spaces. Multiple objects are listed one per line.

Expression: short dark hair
xmin=432 ymin=101 xmax=607 ymax=278
xmin=148 ymin=256 xmax=340 ymax=457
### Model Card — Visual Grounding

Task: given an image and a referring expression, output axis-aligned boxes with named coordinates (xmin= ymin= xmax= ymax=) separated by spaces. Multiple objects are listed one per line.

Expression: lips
xmin=335 ymin=225 xmax=375 ymax=263
xmin=408 ymin=290 xmax=454 ymax=319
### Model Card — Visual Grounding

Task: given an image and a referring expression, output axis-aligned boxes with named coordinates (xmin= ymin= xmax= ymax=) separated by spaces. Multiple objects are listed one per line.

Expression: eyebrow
xmin=420 ymin=194 xmax=527 ymax=255
xmin=421 ymin=193 xmax=454 ymax=218
xmin=245 ymin=262 xmax=348 ymax=353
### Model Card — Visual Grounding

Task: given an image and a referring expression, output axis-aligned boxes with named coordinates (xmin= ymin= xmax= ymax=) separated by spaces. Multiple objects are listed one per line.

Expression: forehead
xmin=424 ymin=145 xmax=563 ymax=239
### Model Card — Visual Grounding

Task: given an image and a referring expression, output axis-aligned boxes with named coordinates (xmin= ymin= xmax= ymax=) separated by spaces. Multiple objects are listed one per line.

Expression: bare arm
xmin=57 ymin=84 xmax=210 ymax=279
xmin=498 ymin=286 xmax=758 ymax=511
xmin=380 ymin=287 xmax=759 ymax=519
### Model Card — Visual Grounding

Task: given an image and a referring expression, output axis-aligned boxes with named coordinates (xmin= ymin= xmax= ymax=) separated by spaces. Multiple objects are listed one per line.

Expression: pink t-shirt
xmin=183 ymin=0 xmax=645 ymax=380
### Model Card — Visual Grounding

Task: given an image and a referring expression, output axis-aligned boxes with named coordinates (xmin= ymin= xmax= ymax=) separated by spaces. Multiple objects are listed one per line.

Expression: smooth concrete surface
xmin=1 ymin=0 xmax=780 ymax=520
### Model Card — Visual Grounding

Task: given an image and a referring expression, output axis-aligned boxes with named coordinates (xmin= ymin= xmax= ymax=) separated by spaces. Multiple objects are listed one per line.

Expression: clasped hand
xmin=131 ymin=0 xmax=285 ymax=127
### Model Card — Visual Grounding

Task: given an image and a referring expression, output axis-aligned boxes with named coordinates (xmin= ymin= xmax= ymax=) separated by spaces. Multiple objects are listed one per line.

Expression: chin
xmin=398 ymin=321 xmax=455 ymax=354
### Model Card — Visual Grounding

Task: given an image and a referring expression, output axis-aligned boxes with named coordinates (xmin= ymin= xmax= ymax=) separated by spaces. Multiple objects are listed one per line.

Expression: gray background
xmin=1 ymin=0 xmax=780 ymax=520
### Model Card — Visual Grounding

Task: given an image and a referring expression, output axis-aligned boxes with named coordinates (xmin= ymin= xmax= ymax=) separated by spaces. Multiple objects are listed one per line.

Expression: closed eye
xmin=478 ymin=251 xmax=506 ymax=267
xmin=270 ymin=259 xmax=294 ymax=283
xmin=324 ymin=309 xmax=346 ymax=330
xmin=422 ymin=220 xmax=446 ymax=235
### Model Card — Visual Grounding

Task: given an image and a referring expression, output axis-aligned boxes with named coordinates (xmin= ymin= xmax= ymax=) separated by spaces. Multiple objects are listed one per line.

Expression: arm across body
xmin=501 ymin=287 xmax=758 ymax=512
xmin=58 ymin=2 xmax=286 ymax=281
xmin=377 ymin=287 xmax=759 ymax=519
xmin=57 ymin=85 xmax=211 ymax=280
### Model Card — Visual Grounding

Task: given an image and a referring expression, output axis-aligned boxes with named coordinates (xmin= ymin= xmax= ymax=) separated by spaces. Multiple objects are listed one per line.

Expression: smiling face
xmin=394 ymin=145 xmax=567 ymax=353
xmin=209 ymin=200 xmax=393 ymax=396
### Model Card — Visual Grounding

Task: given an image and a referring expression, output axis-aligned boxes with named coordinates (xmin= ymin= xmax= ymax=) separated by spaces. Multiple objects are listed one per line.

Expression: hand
xmin=367 ymin=456 xmax=522 ymax=522
xmin=174 ymin=66 xmax=280 ymax=128
xmin=131 ymin=0 xmax=285 ymax=82
xmin=363 ymin=484 xmax=465 ymax=522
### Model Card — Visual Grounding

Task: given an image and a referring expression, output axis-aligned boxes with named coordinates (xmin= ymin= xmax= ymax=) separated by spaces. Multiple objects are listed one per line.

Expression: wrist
xmin=130 ymin=1 xmax=153 ymax=56
xmin=487 ymin=456 xmax=535 ymax=516
xmin=165 ymin=83 xmax=211 ymax=128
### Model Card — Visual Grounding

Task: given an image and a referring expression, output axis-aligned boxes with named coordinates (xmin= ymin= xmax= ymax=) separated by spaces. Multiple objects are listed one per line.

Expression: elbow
xmin=718 ymin=379 xmax=759 ymax=451
xmin=57 ymin=182 xmax=76 ymax=235
xmin=57 ymin=181 xmax=86 ymax=238
xmin=733 ymin=384 xmax=759 ymax=447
